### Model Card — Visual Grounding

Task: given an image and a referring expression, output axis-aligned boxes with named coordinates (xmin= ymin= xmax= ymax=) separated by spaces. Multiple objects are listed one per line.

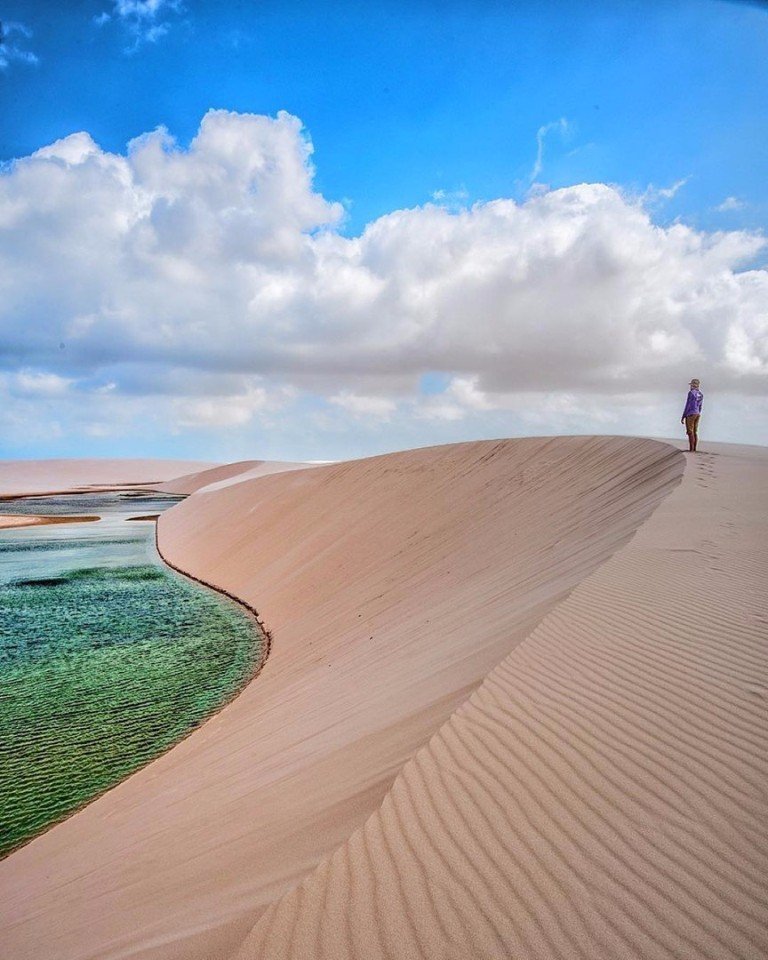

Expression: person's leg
xmin=692 ymin=415 xmax=700 ymax=451
xmin=685 ymin=417 xmax=696 ymax=453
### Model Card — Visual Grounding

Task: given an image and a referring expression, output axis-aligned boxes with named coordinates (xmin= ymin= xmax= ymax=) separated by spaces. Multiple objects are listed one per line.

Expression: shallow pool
xmin=0 ymin=492 xmax=261 ymax=857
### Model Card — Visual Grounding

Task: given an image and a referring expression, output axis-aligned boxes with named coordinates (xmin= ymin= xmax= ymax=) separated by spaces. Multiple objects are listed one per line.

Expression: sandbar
xmin=0 ymin=514 xmax=100 ymax=529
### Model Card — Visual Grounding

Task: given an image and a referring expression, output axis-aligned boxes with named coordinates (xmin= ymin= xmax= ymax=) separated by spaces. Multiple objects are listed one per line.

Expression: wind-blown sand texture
xmin=0 ymin=458 xmax=217 ymax=498
xmin=153 ymin=459 xmax=313 ymax=496
xmin=0 ymin=514 xmax=99 ymax=529
xmin=238 ymin=442 xmax=768 ymax=960
xmin=1 ymin=437 xmax=766 ymax=960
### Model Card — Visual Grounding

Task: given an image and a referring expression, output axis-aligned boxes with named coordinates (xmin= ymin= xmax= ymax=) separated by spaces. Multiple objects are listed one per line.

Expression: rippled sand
xmin=1 ymin=438 xmax=766 ymax=960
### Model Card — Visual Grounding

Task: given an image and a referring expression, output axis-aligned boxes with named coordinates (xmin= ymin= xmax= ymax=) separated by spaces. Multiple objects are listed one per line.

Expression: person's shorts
xmin=685 ymin=414 xmax=700 ymax=433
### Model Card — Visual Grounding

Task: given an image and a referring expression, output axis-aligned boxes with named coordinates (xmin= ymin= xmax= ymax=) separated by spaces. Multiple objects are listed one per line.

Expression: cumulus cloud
xmin=416 ymin=377 xmax=494 ymax=421
xmin=0 ymin=109 xmax=766 ymax=453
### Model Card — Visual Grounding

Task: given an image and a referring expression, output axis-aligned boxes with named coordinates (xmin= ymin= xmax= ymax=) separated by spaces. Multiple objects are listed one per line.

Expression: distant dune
xmin=0 ymin=458 xmax=218 ymax=498
xmin=1 ymin=437 xmax=766 ymax=960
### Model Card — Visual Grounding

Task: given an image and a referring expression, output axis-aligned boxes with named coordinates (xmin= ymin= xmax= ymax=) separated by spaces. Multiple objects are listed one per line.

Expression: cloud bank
xmin=1 ymin=109 xmax=766 ymax=455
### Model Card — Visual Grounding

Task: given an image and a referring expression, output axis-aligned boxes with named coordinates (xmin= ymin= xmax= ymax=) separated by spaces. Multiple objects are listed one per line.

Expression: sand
xmin=240 ymin=442 xmax=768 ymax=960
xmin=152 ymin=459 xmax=314 ymax=496
xmin=0 ymin=458 xmax=218 ymax=498
xmin=0 ymin=514 xmax=100 ymax=529
xmin=0 ymin=437 xmax=765 ymax=960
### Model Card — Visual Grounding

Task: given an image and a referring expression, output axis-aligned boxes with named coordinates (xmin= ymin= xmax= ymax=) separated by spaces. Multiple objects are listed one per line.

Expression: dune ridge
xmin=0 ymin=436 xmax=685 ymax=960
xmin=153 ymin=459 xmax=313 ymax=495
xmin=234 ymin=445 xmax=768 ymax=960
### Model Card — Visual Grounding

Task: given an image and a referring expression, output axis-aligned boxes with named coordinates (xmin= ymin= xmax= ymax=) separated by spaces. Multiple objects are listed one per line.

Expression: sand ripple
xmin=7 ymin=438 xmax=762 ymax=960
xmin=236 ymin=447 xmax=768 ymax=960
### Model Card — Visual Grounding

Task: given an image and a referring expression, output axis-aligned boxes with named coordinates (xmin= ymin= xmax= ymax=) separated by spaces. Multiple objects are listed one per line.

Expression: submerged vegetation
xmin=0 ymin=500 xmax=260 ymax=857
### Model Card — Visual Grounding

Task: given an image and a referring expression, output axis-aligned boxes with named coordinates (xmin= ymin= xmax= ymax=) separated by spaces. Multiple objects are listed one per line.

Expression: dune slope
xmin=153 ymin=459 xmax=312 ymax=496
xmin=236 ymin=444 xmax=768 ymax=960
xmin=0 ymin=437 xmax=683 ymax=960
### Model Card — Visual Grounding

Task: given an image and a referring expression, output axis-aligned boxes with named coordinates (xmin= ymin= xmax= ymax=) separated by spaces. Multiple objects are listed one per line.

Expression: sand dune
xmin=0 ymin=458 xmax=217 ymax=498
xmin=237 ymin=443 xmax=768 ymax=960
xmin=153 ymin=459 xmax=311 ymax=496
xmin=0 ymin=436 xmax=690 ymax=960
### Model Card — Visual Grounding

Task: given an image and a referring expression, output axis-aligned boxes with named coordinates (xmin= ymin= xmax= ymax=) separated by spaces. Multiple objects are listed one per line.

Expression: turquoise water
xmin=0 ymin=493 xmax=261 ymax=857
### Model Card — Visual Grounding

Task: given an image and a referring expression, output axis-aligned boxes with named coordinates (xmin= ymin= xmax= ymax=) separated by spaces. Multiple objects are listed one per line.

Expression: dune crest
xmin=236 ymin=444 xmax=768 ymax=960
xmin=0 ymin=436 xmax=686 ymax=960
xmin=153 ymin=458 xmax=313 ymax=495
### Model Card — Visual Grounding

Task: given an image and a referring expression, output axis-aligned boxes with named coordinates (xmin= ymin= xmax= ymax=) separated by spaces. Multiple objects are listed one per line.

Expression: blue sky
xmin=0 ymin=0 xmax=766 ymax=460
xmin=4 ymin=0 xmax=767 ymax=233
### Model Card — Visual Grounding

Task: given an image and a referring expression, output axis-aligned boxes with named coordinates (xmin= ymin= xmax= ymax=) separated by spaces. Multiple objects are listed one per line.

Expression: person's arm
xmin=682 ymin=391 xmax=694 ymax=422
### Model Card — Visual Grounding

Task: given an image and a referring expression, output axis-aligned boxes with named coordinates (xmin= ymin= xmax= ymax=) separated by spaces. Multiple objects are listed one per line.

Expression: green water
xmin=0 ymin=493 xmax=261 ymax=857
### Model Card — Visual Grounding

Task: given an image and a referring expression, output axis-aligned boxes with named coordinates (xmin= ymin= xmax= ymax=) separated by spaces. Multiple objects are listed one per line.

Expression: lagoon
xmin=0 ymin=492 xmax=261 ymax=857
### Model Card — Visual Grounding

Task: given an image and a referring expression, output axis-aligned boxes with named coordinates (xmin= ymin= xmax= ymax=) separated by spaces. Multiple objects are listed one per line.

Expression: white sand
xmin=153 ymin=460 xmax=312 ymax=496
xmin=0 ymin=458 xmax=217 ymax=497
xmin=1 ymin=438 xmax=765 ymax=960
xmin=0 ymin=515 xmax=99 ymax=529
xmin=239 ymin=442 xmax=768 ymax=960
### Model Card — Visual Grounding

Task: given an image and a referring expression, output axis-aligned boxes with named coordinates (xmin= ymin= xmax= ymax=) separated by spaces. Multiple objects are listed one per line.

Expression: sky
xmin=0 ymin=0 xmax=766 ymax=462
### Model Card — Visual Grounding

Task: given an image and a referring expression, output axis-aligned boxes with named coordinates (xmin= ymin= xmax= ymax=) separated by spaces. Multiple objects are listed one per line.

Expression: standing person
xmin=681 ymin=378 xmax=703 ymax=452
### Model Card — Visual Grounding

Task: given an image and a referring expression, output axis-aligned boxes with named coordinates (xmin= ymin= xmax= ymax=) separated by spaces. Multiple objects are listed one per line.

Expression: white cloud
xmin=33 ymin=133 xmax=102 ymax=166
xmin=717 ymin=196 xmax=745 ymax=212
xmin=95 ymin=0 xmax=182 ymax=48
xmin=431 ymin=187 xmax=469 ymax=212
xmin=329 ymin=392 xmax=397 ymax=420
xmin=176 ymin=386 xmax=272 ymax=429
xmin=0 ymin=20 xmax=38 ymax=70
xmin=416 ymin=377 xmax=493 ymax=421
xmin=530 ymin=117 xmax=573 ymax=183
xmin=114 ymin=0 xmax=173 ymax=19
xmin=0 ymin=109 xmax=766 ymax=453
xmin=12 ymin=370 xmax=75 ymax=397
xmin=448 ymin=377 xmax=494 ymax=410
xmin=642 ymin=178 xmax=689 ymax=205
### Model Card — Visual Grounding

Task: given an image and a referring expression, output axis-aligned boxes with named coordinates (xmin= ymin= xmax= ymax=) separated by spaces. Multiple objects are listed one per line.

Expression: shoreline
xmin=0 ymin=436 xmax=685 ymax=960
xmin=0 ymin=500 xmax=267 ymax=861
xmin=2 ymin=439 xmax=765 ymax=960
xmin=0 ymin=514 xmax=100 ymax=530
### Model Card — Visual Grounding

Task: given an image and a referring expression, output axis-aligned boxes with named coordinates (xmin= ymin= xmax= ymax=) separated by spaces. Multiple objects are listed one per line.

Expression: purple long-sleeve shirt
xmin=682 ymin=389 xmax=703 ymax=418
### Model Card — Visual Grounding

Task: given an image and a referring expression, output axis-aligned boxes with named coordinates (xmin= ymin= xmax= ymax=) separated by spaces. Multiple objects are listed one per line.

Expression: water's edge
xmin=0 ymin=494 xmax=267 ymax=859
xmin=155 ymin=524 xmax=274 ymax=685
